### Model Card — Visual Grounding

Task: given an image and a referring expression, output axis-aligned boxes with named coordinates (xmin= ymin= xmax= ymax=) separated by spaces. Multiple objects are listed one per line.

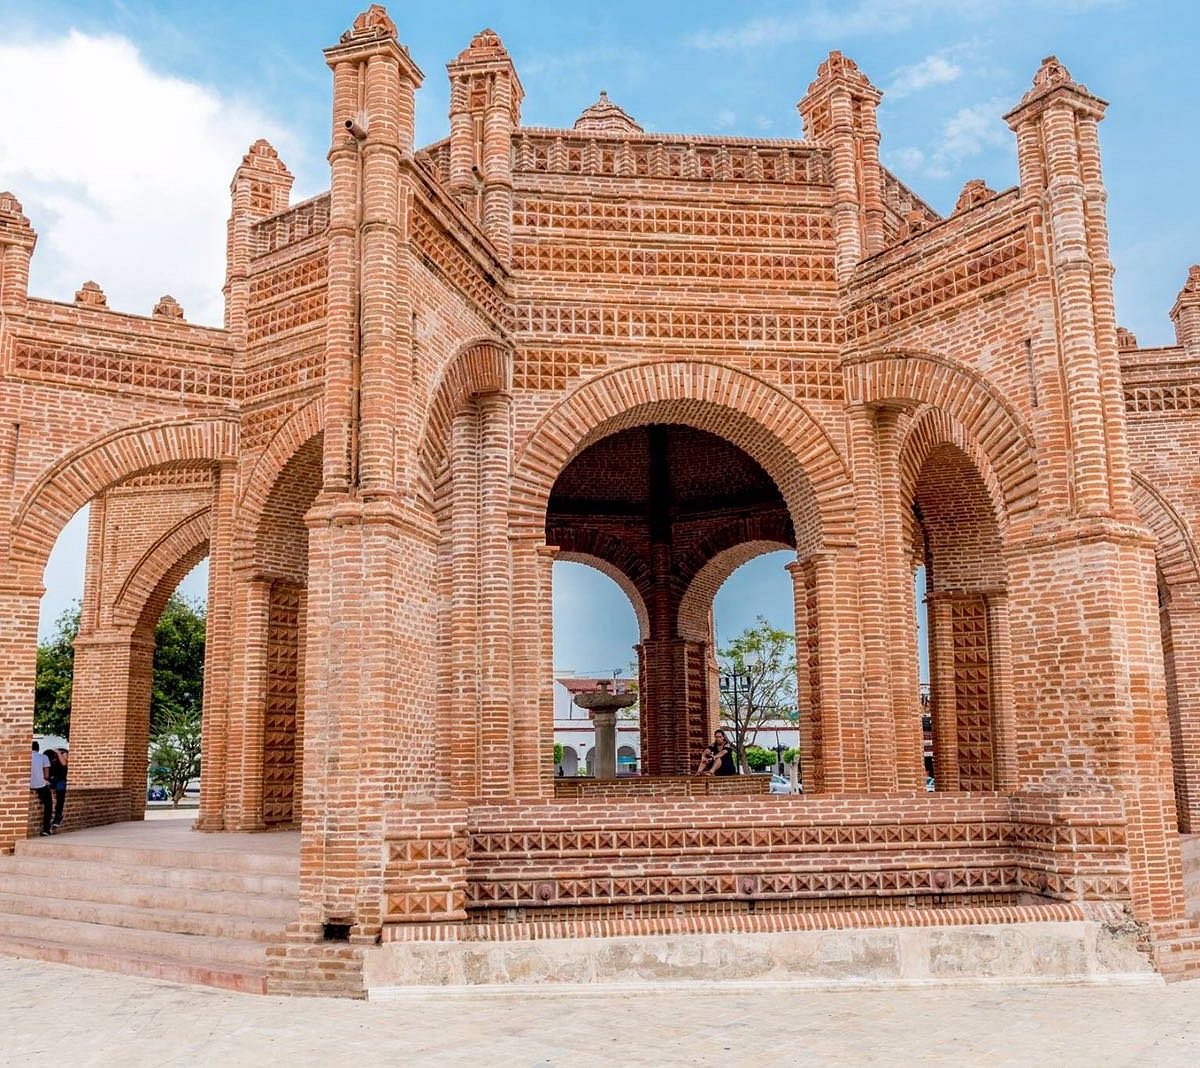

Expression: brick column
xmin=197 ymin=459 xmax=237 ymax=831
xmin=296 ymin=497 xmax=439 ymax=942
xmin=511 ymin=539 xmax=557 ymax=798
xmin=224 ymin=574 xmax=272 ymax=831
xmin=1008 ymin=529 xmax=1185 ymax=923
xmin=985 ymin=590 xmax=1017 ymax=792
xmin=67 ymin=628 xmax=154 ymax=818
xmin=847 ymin=405 xmax=898 ymax=789
xmin=0 ymin=583 xmax=41 ymax=852
xmin=927 ymin=595 xmax=959 ymax=791
xmin=477 ymin=392 xmax=514 ymax=799
xmin=445 ymin=406 xmax=480 ymax=798
xmin=1162 ymin=584 xmax=1200 ymax=832
xmin=0 ymin=192 xmax=35 ymax=315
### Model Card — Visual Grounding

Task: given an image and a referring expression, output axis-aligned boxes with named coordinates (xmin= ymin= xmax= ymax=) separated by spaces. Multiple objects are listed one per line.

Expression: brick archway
xmin=511 ymin=360 xmax=854 ymax=556
xmin=112 ymin=508 xmax=212 ymax=630
xmin=9 ymin=417 xmax=238 ymax=579
xmin=556 ymin=551 xmax=651 ymax=641
xmin=844 ymin=349 xmax=1039 ymax=518
xmin=236 ymin=399 xmax=323 ymax=565
xmin=677 ymin=540 xmax=793 ymax=643
xmin=1133 ymin=473 xmax=1200 ymax=832
xmin=419 ymin=338 xmax=511 ymax=474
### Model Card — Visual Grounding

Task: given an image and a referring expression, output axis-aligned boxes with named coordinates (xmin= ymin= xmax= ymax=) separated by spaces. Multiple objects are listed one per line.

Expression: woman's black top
xmin=47 ymin=752 xmax=67 ymax=787
xmin=714 ymin=747 xmax=737 ymax=776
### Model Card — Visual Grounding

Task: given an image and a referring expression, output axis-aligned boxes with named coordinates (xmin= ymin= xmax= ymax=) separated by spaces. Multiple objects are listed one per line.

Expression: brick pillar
xmin=1005 ymin=58 xmax=1115 ymax=517
xmin=1171 ymin=266 xmax=1200 ymax=357
xmin=446 ymin=30 xmax=523 ymax=263
xmin=223 ymin=141 xmax=293 ymax=340
xmin=477 ymin=392 xmax=514 ymax=799
xmin=636 ymin=638 xmax=709 ymax=776
xmin=197 ymin=459 xmax=237 ymax=831
xmin=67 ymin=628 xmax=153 ymax=818
xmin=797 ymin=52 xmax=882 ymax=280
xmin=296 ymin=497 xmax=438 ymax=941
xmin=847 ymin=405 xmax=898 ymax=788
xmin=0 ymin=583 xmax=40 ymax=852
xmin=878 ymin=410 xmax=923 ymax=789
xmin=0 ymin=191 xmax=36 ymax=315
xmin=985 ymin=590 xmax=1018 ymax=792
xmin=927 ymin=595 xmax=959 ymax=791
xmin=1161 ymin=584 xmax=1200 ymax=832
xmin=445 ymin=406 xmax=480 ymax=798
xmin=225 ymin=574 xmax=272 ymax=831
xmin=1009 ymin=531 xmax=1185 ymax=923
xmin=511 ymin=538 xmax=557 ymax=798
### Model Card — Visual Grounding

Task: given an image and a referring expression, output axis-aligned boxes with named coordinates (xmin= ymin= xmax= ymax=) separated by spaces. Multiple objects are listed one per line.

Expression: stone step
xmin=0 ymin=854 xmax=298 ymax=897
xmin=12 ymin=837 xmax=299 ymax=878
xmin=0 ymin=859 xmax=295 ymax=916
xmin=0 ymin=891 xmax=285 ymax=943
xmin=0 ymin=911 xmax=268 ymax=968
xmin=0 ymin=933 xmax=268 ymax=994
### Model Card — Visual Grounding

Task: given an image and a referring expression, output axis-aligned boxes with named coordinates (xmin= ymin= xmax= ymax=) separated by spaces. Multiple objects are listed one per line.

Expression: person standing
xmin=30 ymin=741 xmax=52 ymax=837
xmin=47 ymin=747 xmax=68 ymax=829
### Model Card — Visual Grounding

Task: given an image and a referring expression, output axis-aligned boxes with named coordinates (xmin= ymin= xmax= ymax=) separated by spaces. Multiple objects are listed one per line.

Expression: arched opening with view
xmin=551 ymin=558 xmax=642 ymax=779
xmin=546 ymin=423 xmax=801 ymax=778
xmin=909 ymin=439 xmax=1012 ymax=792
xmin=32 ymin=471 xmax=212 ymax=833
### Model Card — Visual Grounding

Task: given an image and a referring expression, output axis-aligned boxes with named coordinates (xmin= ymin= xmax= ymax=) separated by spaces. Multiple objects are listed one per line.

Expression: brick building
xmin=2 ymin=7 xmax=1200 ymax=992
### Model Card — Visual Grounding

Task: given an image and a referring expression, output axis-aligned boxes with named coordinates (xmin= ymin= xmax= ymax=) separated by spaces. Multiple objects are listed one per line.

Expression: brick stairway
xmin=0 ymin=818 xmax=299 ymax=993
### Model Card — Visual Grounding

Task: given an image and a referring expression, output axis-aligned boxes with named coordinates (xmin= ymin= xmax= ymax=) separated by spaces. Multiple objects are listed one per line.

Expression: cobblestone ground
xmin=2 ymin=957 xmax=1199 ymax=1067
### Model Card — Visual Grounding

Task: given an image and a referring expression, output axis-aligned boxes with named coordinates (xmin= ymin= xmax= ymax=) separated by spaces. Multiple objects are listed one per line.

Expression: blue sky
xmin=6 ymin=1 xmax=1197 ymax=665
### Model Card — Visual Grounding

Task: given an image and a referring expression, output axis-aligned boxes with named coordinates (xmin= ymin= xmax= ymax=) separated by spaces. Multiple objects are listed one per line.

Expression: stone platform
xmin=0 ymin=817 xmax=299 ymax=992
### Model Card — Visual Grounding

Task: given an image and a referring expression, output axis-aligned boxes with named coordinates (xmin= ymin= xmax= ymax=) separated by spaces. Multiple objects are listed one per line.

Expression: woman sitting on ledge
xmin=696 ymin=729 xmax=737 ymax=776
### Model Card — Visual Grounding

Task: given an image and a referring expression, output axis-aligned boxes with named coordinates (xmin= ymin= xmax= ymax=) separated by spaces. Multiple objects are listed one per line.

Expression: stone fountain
xmin=572 ymin=680 xmax=637 ymax=778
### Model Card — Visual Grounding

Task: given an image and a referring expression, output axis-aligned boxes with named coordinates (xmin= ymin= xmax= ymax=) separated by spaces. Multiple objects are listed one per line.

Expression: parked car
xmin=146 ymin=786 xmax=168 ymax=802
xmin=769 ymin=774 xmax=799 ymax=795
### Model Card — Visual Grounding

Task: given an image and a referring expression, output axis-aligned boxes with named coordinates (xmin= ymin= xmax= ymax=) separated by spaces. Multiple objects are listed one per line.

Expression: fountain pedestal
xmin=572 ymin=681 xmax=637 ymax=778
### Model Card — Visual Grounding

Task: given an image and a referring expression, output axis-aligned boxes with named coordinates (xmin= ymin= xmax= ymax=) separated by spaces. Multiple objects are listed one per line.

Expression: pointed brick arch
xmin=1133 ymin=475 xmax=1200 ymax=588
xmin=419 ymin=338 xmax=512 ymax=472
xmin=844 ymin=350 xmax=1038 ymax=518
xmin=677 ymin=540 xmax=793 ymax=642
xmin=112 ymin=508 xmax=212 ymax=630
xmin=511 ymin=360 xmax=854 ymax=556
xmin=899 ymin=406 xmax=1009 ymax=549
xmin=10 ymin=417 xmax=238 ymax=579
xmin=556 ymin=551 xmax=651 ymax=641
xmin=236 ymin=398 xmax=323 ymax=563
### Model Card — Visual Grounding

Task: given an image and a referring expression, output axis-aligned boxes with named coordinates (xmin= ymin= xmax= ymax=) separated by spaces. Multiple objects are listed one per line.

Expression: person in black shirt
xmin=697 ymin=730 xmax=738 ymax=776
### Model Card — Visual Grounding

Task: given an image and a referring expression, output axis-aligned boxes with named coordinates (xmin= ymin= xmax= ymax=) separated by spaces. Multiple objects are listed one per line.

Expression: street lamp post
xmin=718 ymin=650 xmax=758 ymax=773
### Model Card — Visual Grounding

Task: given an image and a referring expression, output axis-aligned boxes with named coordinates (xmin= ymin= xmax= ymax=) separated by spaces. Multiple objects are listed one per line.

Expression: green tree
xmin=148 ymin=707 xmax=202 ymax=806
xmin=743 ymin=745 xmax=775 ymax=772
xmin=554 ymin=742 xmax=564 ymax=767
xmin=150 ymin=595 xmax=206 ymax=737
xmin=718 ymin=616 xmax=797 ymax=773
xmin=34 ymin=603 xmax=80 ymax=737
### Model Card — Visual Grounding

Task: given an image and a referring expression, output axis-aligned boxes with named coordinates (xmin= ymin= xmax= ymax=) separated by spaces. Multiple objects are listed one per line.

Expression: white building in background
xmin=553 ymin=676 xmax=640 ymax=775
xmin=552 ymin=674 xmax=801 ymax=776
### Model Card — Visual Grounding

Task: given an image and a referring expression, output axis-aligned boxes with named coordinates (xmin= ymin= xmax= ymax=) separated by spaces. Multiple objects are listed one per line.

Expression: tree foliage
xmin=148 ymin=708 xmax=202 ymax=806
xmin=150 ymin=595 xmax=206 ymax=737
xmin=743 ymin=745 xmax=776 ymax=772
xmin=34 ymin=603 xmax=79 ymax=737
xmin=717 ymin=616 xmax=796 ymax=773
xmin=34 ymin=593 xmax=206 ymax=743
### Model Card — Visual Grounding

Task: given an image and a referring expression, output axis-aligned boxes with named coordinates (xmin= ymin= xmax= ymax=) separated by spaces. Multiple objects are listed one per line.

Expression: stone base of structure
xmin=362 ymin=909 xmax=1158 ymax=996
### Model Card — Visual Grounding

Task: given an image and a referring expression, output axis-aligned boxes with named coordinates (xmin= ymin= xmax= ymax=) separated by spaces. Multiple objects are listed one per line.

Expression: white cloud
xmin=686 ymin=0 xmax=1125 ymax=51
xmin=714 ymin=108 xmax=737 ymax=129
xmin=926 ymin=97 xmax=1012 ymax=177
xmin=885 ymin=53 xmax=963 ymax=99
xmin=889 ymin=146 xmax=927 ymax=173
xmin=0 ymin=31 xmax=299 ymax=326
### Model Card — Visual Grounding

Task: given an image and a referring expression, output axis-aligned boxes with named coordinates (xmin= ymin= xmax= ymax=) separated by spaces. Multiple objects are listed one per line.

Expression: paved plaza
xmin=1 ymin=955 xmax=1198 ymax=1067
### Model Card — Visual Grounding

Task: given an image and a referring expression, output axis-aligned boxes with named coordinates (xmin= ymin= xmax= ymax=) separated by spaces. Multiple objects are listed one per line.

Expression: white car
xmin=769 ymin=774 xmax=799 ymax=795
